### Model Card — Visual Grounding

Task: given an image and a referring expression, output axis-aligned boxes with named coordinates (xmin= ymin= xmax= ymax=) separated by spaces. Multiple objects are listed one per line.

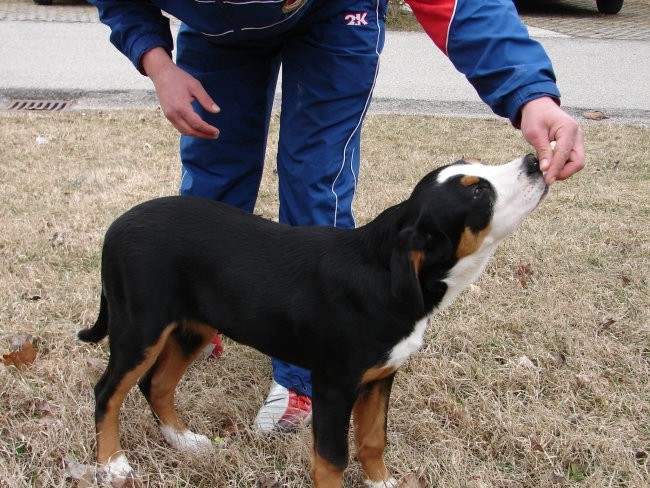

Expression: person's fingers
xmin=189 ymin=80 xmax=220 ymax=115
xmin=167 ymin=110 xmax=219 ymax=139
xmin=545 ymin=123 xmax=584 ymax=183
xmin=150 ymin=64 xmax=220 ymax=139
xmin=555 ymin=128 xmax=585 ymax=181
xmin=182 ymin=109 xmax=220 ymax=139
xmin=533 ymin=139 xmax=554 ymax=176
xmin=519 ymin=97 xmax=586 ymax=184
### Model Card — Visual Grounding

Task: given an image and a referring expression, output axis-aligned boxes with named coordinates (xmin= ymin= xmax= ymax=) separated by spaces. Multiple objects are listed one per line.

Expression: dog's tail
xmin=77 ymin=292 xmax=109 ymax=343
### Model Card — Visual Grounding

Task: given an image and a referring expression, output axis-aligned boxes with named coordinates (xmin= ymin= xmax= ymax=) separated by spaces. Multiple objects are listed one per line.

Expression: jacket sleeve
xmin=405 ymin=0 xmax=561 ymax=126
xmin=88 ymin=0 xmax=174 ymax=74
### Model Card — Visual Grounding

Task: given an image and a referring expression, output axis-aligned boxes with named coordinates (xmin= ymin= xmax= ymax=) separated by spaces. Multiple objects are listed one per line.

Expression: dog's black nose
xmin=523 ymin=153 xmax=541 ymax=175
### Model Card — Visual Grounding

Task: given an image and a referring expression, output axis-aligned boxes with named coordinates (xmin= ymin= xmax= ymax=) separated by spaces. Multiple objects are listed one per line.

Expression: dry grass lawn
xmin=0 ymin=110 xmax=648 ymax=487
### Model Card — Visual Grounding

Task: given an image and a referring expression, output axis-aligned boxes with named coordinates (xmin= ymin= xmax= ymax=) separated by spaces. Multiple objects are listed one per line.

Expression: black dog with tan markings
xmin=78 ymin=155 xmax=548 ymax=487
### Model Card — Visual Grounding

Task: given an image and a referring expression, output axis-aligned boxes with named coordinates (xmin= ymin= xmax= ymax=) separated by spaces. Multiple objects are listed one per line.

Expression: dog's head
xmin=391 ymin=154 xmax=548 ymax=314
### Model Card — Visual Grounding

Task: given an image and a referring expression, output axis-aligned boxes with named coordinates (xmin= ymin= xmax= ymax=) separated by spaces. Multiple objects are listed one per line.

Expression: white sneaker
xmin=254 ymin=380 xmax=312 ymax=433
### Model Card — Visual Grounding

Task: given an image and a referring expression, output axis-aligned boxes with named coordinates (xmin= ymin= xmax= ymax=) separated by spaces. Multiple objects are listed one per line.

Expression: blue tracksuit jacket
xmin=90 ymin=0 xmax=560 ymax=124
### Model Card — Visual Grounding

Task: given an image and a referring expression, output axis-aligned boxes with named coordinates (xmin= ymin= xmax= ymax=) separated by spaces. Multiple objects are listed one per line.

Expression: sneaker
xmin=254 ymin=380 xmax=312 ymax=433
xmin=201 ymin=333 xmax=224 ymax=359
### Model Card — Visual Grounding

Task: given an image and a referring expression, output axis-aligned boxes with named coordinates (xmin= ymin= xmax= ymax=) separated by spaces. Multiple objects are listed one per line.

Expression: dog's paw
xmin=160 ymin=425 xmax=213 ymax=452
xmin=97 ymin=454 xmax=141 ymax=487
xmin=364 ymin=478 xmax=398 ymax=488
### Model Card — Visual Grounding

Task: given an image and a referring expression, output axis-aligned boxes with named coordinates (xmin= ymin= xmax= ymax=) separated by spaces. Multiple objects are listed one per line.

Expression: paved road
xmin=0 ymin=2 xmax=648 ymax=124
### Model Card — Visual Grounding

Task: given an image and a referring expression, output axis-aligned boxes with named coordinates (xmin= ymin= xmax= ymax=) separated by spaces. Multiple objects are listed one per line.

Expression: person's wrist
xmin=140 ymin=47 xmax=174 ymax=79
xmin=521 ymin=96 xmax=560 ymax=117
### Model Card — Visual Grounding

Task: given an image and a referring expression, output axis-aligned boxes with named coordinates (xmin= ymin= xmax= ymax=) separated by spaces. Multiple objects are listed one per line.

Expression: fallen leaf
xmin=64 ymin=458 xmax=95 ymax=487
xmin=567 ymin=413 xmax=583 ymax=425
xmin=529 ymin=435 xmax=547 ymax=452
xmin=86 ymin=357 xmax=107 ymax=371
xmin=596 ymin=317 xmax=616 ymax=334
xmin=256 ymin=476 xmax=282 ymax=488
xmin=2 ymin=335 xmax=37 ymax=370
xmin=50 ymin=232 xmax=65 ymax=247
xmin=514 ymin=264 xmax=534 ymax=288
xmin=583 ymin=110 xmax=608 ymax=120
xmin=515 ymin=355 xmax=538 ymax=370
xmin=20 ymin=292 xmax=42 ymax=302
xmin=396 ymin=473 xmax=427 ymax=487
xmin=553 ymin=350 xmax=566 ymax=367
xmin=219 ymin=417 xmax=246 ymax=437
xmin=35 ymin=398 xmax=53 ymax=416
xmin=575 ymin=374 xmax=610 ymax=388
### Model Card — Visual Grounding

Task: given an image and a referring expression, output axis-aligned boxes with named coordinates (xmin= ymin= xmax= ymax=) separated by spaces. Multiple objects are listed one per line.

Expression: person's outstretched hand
xmin=520 ymin=97 xmax=585 ymax=184
xmin=141 ymin=47 xmax=220 ymax=139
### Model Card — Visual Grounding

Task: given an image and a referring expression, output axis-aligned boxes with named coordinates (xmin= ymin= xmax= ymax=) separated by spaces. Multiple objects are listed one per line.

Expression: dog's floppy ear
xmin=390 ymin=224 xmax=452 ymax=316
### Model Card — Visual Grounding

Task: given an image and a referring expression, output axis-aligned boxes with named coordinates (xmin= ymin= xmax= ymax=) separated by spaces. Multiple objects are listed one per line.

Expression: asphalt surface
xmin=0 ymin=0 xmax=649 ymax=125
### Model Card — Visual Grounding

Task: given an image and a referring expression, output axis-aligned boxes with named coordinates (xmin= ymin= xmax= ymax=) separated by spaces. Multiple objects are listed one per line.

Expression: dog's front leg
xmin=310 ymin=377 xmax=357 ymax=488
xmin=352 ymin=375 xmax=397 ymax=488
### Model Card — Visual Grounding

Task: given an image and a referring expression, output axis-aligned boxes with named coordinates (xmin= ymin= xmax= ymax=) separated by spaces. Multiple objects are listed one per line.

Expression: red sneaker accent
xmin=277 ymin=390 xmax=312 ymax=431
xmin=203 ymin=334 xmax=224 ymax=359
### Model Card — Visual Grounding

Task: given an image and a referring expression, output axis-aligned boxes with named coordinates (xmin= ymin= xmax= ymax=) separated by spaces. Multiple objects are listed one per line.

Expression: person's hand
xmin=520 ymin=97 xmax=585 ymax=184
xmin=141 ymin=47 xmax=220 ymax=139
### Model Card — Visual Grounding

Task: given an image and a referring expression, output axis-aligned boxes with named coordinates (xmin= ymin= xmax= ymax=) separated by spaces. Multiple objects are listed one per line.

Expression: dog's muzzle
xmin=522 ymin=154 xmax=549 ymax=206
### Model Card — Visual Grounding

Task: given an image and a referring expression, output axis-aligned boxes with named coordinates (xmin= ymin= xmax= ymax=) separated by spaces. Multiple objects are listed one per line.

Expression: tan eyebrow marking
xmin=460 ymin=175 xmax=480 ymax=186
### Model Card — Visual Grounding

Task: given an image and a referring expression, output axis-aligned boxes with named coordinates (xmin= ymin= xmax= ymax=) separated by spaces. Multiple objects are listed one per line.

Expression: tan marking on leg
xmin=456 ymin=224 xmax=491 ymax=259
xmin=459 ymin=175 xmax=480 ymax=186
xmin=96 ymin=325 xmax=176 ymax=466
xmin=312 ymin=452 xmax=345 ymax=488
xmin=409 ymin=250 xmax=425 ymax=278
xmin=463 ymin=158 xmax=482 ymax=164
xmin=360 ymin=365 xmax=396 ymax=385
xmin=147 ymin=321 xmax=215 ymax=431
xmin=353 ymin=383 xmax=392 ymax=485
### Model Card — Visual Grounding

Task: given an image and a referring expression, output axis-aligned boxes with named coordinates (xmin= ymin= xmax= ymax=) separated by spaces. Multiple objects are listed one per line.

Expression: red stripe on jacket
xmin=406 ymin=0 xmax=457 ymax=56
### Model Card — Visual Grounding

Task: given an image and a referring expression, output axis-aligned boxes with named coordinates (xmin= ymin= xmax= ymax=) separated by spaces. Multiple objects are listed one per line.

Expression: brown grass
xmin=0 ymin=110 xmax=648 ymax=487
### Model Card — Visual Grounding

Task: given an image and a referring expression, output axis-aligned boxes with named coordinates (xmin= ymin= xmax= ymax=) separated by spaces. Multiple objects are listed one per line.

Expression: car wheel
xmin=596 ymin=0 xmax=623 ymax=14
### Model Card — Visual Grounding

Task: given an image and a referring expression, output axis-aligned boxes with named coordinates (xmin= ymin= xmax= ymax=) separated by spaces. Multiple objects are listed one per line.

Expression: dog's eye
xmin=473 ymin=186 xmax=486 ymax=198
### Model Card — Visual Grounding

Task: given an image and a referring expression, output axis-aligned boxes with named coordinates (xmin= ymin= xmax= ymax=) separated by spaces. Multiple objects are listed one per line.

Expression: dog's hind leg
xmin=352 ymin=375 xmax=397 ymax=488
xmin=94 ymin=324 xmax=176 ymax=480
xmin=138 ymin=320 xmax=216 ymax=453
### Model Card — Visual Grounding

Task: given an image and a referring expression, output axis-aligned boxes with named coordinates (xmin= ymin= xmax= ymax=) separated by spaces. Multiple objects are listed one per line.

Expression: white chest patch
xmin=384 ymin=250 xmax=493 ymax=371
xmin=385 ymin=316 xmax=429 ymax=370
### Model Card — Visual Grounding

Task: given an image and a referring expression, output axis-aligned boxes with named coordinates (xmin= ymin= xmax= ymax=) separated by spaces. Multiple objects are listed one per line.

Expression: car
xmin=596 ymin=0 xmax=624 ymax=14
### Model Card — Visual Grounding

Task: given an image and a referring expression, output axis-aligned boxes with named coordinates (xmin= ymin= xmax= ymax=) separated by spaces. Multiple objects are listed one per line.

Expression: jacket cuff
xmin=506 ymin=82 xmax=561 ymax=128
xmin=128 ymin=33 xmax=174 ymax=75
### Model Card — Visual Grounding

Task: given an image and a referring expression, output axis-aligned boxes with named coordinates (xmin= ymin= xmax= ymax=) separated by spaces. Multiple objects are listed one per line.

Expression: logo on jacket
xmin=282 ymin=0 xmax=305 ymax=14
xmin=345 ymin=12 xmax=369 ymax=26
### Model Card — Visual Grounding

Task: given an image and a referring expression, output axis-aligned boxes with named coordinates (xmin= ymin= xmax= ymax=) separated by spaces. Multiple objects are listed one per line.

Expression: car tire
xmin=596 ymin=0 xmax=623 ymax=14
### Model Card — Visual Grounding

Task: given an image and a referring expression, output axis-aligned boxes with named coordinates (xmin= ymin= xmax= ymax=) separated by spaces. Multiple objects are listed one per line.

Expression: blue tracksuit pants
xmin=176 ymin=0 xmax=387 ymax=397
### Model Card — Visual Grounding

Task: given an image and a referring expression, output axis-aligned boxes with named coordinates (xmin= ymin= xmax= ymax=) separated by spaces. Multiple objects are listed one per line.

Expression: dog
xmin=78 ymin=154 xmax=548 ymax=487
